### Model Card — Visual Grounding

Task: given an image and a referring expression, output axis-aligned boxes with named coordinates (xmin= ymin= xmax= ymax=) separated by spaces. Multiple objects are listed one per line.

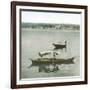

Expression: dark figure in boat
xmin=52 ymin=41 xmax=67 ymax=51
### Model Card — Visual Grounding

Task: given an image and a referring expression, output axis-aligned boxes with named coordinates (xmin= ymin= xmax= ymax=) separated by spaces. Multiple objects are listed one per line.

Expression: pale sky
xmin=21 ymin=11 xmax=81 ymax=24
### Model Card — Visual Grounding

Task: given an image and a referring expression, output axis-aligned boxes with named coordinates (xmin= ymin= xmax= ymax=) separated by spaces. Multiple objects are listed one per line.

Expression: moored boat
xmin=30 ymin=57 xmax=75 ymax=66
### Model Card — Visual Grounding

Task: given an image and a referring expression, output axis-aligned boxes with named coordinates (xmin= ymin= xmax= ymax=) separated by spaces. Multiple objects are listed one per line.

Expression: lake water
xmin=21 ymin=29 xmax=80 ymax=79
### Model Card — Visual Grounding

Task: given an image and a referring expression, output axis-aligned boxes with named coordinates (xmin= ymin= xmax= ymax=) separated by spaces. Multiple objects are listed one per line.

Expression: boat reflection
xmin=38 ymin=64 xmax=59 ymax=73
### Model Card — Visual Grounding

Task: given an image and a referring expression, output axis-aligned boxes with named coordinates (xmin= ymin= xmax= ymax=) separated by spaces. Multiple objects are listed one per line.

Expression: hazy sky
xmin=21 ymin=11 xmax=81 ymax=24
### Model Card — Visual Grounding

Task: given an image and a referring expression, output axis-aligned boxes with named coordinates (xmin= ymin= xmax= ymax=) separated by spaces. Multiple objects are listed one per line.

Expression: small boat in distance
xmin=52 ymin=41 xmax=67 ymax=50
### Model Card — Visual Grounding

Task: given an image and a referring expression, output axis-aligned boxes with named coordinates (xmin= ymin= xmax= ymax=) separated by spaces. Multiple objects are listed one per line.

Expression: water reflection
xmin=21 ymin=30 xmax=80 ymax=78
xmin=38 ymin=64 xmax=59 ymax=73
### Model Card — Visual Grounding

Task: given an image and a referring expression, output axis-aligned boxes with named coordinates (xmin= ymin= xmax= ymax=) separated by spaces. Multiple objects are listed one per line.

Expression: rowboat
xmin=52 ymin=41 xmax=67 ymax=50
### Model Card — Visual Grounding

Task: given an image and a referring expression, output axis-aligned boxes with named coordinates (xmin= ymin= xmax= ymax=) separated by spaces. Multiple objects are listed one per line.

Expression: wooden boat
xmin=52 ymin=41 xmax=67 ymax=50
xmin=30 ymin=57 xmax=75 ymax=66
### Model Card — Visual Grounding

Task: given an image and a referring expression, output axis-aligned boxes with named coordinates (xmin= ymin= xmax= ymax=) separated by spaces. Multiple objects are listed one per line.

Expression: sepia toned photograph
xmin=11 ymin=1 xmax=87 ymax=89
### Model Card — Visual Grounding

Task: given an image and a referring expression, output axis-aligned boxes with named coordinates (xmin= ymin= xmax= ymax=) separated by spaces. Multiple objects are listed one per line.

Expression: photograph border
xmin=11 ymin=1 xmax=88 ymax=89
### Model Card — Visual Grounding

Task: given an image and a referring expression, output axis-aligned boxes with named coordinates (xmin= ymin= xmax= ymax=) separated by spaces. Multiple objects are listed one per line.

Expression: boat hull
xmin=31 ymin=57 xmax=75 ymax=66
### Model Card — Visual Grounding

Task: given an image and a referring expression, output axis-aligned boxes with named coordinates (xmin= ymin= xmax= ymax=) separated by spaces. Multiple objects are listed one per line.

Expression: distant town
xmin=21 ymin=23 xmax=80 ymax=30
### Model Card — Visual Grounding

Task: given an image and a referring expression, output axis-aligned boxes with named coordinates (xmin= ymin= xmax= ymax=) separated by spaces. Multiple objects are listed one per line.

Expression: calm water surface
xmin=21 ymin=29 xmax=80 ymax=79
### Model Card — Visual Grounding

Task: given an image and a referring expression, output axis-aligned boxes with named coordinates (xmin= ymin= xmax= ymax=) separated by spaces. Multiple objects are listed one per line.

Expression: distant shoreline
xmin=21 ymin=23 xmax=80 ymax=31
